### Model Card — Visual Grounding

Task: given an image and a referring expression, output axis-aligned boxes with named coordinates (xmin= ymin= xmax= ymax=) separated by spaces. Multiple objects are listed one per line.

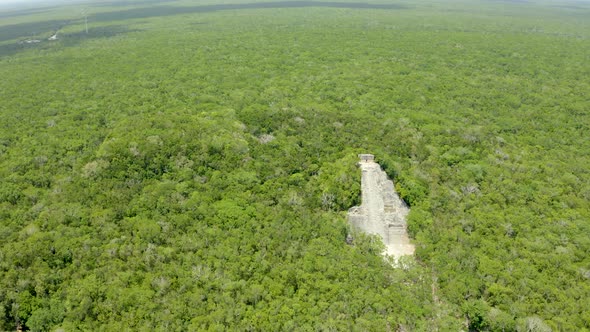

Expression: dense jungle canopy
xmin=0 ymin=0 xmax=589 ymax=330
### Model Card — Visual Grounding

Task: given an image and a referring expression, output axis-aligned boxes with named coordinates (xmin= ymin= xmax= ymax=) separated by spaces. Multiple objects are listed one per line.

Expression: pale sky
xmin=0 ymin=0 xmax=81 ymax=10
xmin=0 ymin=0 xmax=42 ymax=4
xmin=0 ymin=0 xmax=49 ymax=6
xmin=0 ymin=0 xmax=79 ymax=6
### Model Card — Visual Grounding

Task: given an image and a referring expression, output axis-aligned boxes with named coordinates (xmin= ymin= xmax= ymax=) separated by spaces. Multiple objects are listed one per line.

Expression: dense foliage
xmin=1 ymin=0 xmax=589 ymax=330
